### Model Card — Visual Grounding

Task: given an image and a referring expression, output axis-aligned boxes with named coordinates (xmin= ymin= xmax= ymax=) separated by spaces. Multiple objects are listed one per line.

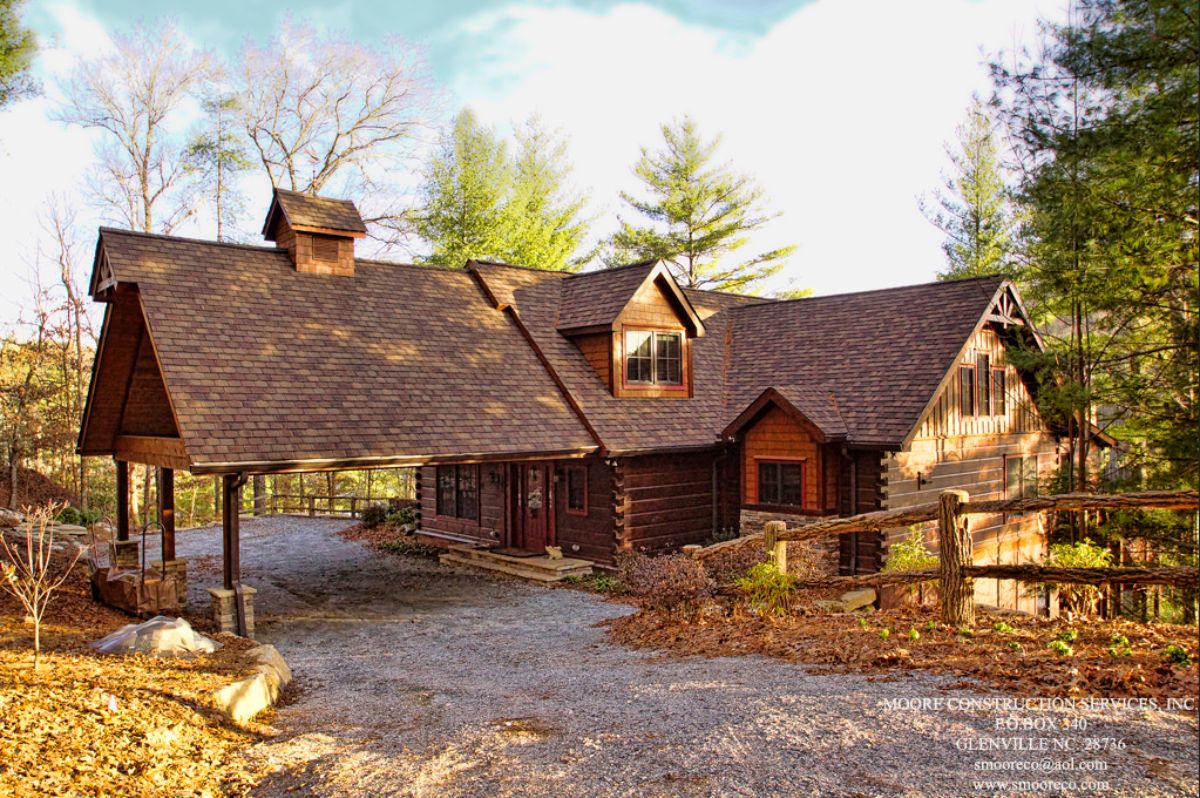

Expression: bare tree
xmin=236 ymin=21 xmax=435 ymax=246
xmin=55 ymin=22 xmax=215 ymax=234
xmin=0 ymin=503 xmax=82 ymax=669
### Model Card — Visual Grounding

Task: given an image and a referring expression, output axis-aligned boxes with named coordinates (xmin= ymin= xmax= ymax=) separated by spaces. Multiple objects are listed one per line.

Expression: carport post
xmin=221 ymin=473 xmax=247 ymax=590
xmin=115 ymin=459 xmax=130 ymax=542
xmin=158 ymin=467 xmax=176 ymax=561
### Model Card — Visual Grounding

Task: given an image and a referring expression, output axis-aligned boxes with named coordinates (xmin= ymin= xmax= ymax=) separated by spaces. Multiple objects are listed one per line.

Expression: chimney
xmin=261 ymin=188 xmax=367 ymax=276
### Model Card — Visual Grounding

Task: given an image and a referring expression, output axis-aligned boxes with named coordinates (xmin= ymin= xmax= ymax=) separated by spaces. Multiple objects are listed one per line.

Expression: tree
xmin=605 ymin=117 xmax=795 ymax=293
xmin=235 ymin=21 xmax=434 ymax=245
xmin=186 ymin=94 xmax=253 ymax=241
xmin=0 ymin=0 xmax=35 ymax=110
xmin=55 ymin=22 xmax=214 ymax=234
xmin=415 ymin=109 xmax=514 ymax=267
xmin=503 ymin=117 xmax=591 ymax=270
xmin=993 ymin=0 xmax=1198 ymax=496
xmin=920 ymin=98 xmax=1016 ymax=279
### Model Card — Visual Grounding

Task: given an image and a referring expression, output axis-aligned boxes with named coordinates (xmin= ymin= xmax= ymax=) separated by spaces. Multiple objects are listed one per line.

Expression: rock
xmin=813 ymin=599 xmax=849 ymax=613
xmin=50 ymin=523 xmax=89 ymax=538
xmin=840 ymin=588 xmax=877 ymax=612
xmin=0 ymin=508 xmax=22 ymax=528
xmin=212 ymin=644 xmax=292 ymax=724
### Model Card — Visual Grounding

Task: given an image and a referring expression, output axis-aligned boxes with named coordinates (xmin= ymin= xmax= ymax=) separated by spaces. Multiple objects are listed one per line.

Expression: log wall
xmin=553 ymin=456 xmax=616 ymax=564
xmin=618 ymin=450 xmax=727 ymax=555
xmin=417 ymin=462 xmax=507 ymax=546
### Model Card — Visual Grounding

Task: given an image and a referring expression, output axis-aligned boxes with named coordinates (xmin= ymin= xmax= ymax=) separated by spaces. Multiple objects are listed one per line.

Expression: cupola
xmin=262 ymin=188 xmax=367 ymax=276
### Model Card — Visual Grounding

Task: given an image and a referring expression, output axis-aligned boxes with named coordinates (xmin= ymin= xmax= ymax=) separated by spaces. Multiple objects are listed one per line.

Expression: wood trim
xmin=76 ymin=302 xmax=113 ymax=454
xmin=753 ymin=456 xmax=807 ymax=510
xmin=289 ymin=224 xmax=367 ymax=239
xmin=115 ymin=435 xmax=190 ymax=470
xmin=189 ymin=447 xmax=596 ymax=476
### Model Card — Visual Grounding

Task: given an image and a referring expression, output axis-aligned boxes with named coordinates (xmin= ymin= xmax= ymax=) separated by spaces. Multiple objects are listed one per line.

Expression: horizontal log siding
xmin=884 ymin=325 xmax=1062 ymax=613
xmin=417 ymin=462 xmax=506 ymax=545
xmin=837 ymin=450 xmax=887 ymax=575
xmin=553 ymin=457 xmax=616 ymax=564
xmin=621 ymin=451 xmax=716 ymax=554
xmin=741 ymin=405 xmax=822 ymax=509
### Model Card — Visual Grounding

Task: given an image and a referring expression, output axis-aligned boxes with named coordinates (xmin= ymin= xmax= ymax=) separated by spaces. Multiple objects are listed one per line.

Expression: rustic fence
xmin=693 ymin=490 xmax=1199 ymax=625
xmin=253 ymin=493 xmax=415 ymax=519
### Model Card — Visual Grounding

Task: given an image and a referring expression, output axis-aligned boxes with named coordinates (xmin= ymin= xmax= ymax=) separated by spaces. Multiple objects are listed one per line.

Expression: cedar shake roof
xmin=262 ymin=188 xmax=367 ymax=238
xmin=89 ymin=229 xmax=596 ymax=470
xmin=725 ymin=276 xmax=1009 ymax=446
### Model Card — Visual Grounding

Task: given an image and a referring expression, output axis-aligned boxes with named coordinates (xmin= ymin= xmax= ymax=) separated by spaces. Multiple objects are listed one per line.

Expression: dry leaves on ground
xmin=0 ymin=552 xmax=268 ymax=797
xmin=608 ymin=601 xmax=1200 ymax=704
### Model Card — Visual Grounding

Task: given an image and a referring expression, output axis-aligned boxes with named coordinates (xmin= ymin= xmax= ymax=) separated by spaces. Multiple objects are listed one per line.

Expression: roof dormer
xmin=262 ymin=188 xmax=367 ymax=276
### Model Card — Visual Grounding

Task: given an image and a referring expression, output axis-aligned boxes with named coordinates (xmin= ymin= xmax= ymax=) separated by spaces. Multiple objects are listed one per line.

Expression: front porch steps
xmin=439 ymin=545 xmax=593 ymax=583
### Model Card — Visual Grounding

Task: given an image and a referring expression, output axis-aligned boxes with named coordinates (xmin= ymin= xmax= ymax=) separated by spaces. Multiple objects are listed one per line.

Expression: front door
xmin=513 ymin=463 xmax=551 ymax=552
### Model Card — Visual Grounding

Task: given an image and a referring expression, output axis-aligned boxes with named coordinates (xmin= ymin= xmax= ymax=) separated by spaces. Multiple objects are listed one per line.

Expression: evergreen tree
xmin=186 ymin=95 xmax=253 ymax=242
xmin=416 ymin=110 xmax=591 ymax=270
xmin=504 ymin=117 xmax=591 ymax=271
xmin=0 ymin=0 xmax=36 ymax=110
xmin=416 ymin=109 xmax=513 ymax=268
xmin=606 ymin=117 xmax=795 ymax=293
xmin=993 ymin=0 xmax=1198 ymax=492
xmin=920 ymin=98 xmax=1015 ymax=279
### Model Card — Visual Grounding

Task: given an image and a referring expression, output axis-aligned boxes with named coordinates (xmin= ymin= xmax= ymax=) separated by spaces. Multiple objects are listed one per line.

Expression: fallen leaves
xmin=607 ymin=602 xmax=1200 ymax=704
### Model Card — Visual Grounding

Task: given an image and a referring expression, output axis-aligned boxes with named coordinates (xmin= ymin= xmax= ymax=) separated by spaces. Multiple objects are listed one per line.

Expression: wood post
xmin=938 ymin=490 xmax=974 ymax=626
xmin=115 ymin=459 xmax=130 ymax=542
xmin=764 ymin=520 xmax=787 ymax=575
xmin=159 ymin=467 xmax=175 ymax=561
xmin=222 ymin=474 xmax=243 ymax=591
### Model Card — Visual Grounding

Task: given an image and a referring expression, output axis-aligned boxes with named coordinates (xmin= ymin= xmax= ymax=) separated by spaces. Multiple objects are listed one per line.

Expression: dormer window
xmin=624 ymin=330 xmax=683 ymax=386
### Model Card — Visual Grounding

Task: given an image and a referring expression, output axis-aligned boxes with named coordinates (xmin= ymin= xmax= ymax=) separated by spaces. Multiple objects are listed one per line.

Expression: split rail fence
xmin=693 ymin=490 xmax=1199 ymax=625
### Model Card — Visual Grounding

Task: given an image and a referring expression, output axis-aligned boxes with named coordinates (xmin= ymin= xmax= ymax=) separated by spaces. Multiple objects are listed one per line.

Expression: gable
xmin=617 ymin=275 xmax=689 ymax=331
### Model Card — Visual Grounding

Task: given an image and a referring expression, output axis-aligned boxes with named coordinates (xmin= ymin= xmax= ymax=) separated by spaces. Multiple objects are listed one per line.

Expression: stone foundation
xmin=739 ymin=509 xmax=840 ymax=576
xmin=111 ymin=540 xmax=141 ymax=569
xmin=152 ymin=559 xmax=188 ymax=608
xmin=207 ymin=585 xmax=257 ymax=638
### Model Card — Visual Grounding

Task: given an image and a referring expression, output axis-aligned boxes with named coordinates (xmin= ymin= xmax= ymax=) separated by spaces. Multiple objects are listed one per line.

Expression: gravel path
xmin=167 ymin=517 xmax=1198 ymax=797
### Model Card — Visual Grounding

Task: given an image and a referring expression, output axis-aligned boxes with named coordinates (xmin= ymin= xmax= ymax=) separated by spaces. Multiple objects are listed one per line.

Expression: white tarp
xmin=91 ymin=615 xmax=220 ymax=657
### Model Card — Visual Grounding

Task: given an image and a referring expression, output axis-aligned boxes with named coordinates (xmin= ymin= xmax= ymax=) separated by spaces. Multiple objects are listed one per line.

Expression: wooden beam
xmin=115 ymin=459 xmax=129 ymax=542
xmin=115 ymin=435 xmax=190 ymax=470
xmin=159 ymin=467 xmax=175 ymax=561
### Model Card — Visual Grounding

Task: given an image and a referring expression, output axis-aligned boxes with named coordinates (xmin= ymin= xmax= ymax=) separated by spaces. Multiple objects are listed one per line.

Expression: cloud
xmin=445 ymin=0 xmax=1055 ymax=295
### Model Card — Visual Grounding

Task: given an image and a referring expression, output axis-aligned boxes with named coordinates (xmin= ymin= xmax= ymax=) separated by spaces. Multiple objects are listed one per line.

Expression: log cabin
xmin=79 ymin=189 xmax=1088 ymax=616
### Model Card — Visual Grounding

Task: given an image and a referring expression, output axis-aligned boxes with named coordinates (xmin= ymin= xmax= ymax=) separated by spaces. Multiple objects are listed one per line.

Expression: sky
xmin=0 ymin=0 xmax=1062 ymax=327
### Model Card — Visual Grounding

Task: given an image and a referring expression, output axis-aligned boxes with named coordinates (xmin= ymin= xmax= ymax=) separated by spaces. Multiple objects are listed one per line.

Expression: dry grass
xmin=0 ymin=550 xmax=268 ymax=797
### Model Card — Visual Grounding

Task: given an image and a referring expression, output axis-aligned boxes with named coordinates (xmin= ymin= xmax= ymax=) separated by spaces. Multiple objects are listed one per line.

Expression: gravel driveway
xmin=166 ymin=516 xmax=1198 ymax=798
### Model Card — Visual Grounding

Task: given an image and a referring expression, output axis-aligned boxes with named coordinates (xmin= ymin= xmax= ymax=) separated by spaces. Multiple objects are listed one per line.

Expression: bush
xmin=1047 ymin=538 xmax=1112 ymax=616
xmin=380 ymin=538 xmax=441 ymax=558
xmin=1048 ymin=640 xmax=1074 ymax=657
xmin=735 ymin=561 xmax=796 ymax=616
xmin=386 ymin=506 xmax=417 ymax=527
xmin=54 ymin=506 xmax=99 ymax=526
xmin=589 ymin=573 xmax=623 ymax=594
xmin=702 ymin=542 xmax=767 ymax=585
xmin=361 ymin=504 xmax=388 ymax=528
xmin=618 ymin=551 xmax=710 ymax=614
xmin=1163 ymin=644 xmax=1192 ymax=667
xmin=882 ymin=526 xmax=938 ymax=573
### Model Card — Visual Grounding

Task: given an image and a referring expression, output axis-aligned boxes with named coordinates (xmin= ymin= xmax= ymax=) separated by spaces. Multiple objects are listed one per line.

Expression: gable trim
xmin=722 ymin=387 xmax=845 ymax=444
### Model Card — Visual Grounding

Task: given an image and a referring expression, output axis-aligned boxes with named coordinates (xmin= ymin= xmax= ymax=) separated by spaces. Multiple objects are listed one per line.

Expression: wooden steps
xmin=439 ymin=545 xmax=593 ymax=583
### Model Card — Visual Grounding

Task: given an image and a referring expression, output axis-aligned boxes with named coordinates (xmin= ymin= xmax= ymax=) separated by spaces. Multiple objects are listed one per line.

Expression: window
xmin=624 ymin=330 xmax=684 ymax=386
xmin=992 ymin=369 xmax=1006 ymax=416
xmin=977 ymin=354 xmax=991 ymax=414
xmin=435 ymin=464 xmax=478 ymax=520
xmin=959 ymin=365 xmax=976 ymax=416
xmin=757 ymin=461 xmax=804 ymax=507
xmin=1005 ymin=455 xmax=1038 ymax=499
xmin=566 ymin=466 xmax=588 ymax=515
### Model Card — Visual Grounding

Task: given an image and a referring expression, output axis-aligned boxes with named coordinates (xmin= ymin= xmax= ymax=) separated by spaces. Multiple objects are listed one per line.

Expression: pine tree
xmin=920 ymin=98 xmax=1015 ymax=280
xmin=186 ymin=95 xmax=253 ymax=241
xmin=415 ymin=109 xmax=513 ymax=267
xmin=606 ymin=117 xmax=795 ymax=293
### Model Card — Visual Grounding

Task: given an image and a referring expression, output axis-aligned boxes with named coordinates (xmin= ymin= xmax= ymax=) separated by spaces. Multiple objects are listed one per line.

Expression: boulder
xmin=841 ymin=588 xmax=877 ymax=612
xmin=0 ymin=508 xmax=22 ymax=528
xmin=212 ymin=644 xmax=291 ymax=724
xmin=50 ymin=523 xmax=89 ymax=539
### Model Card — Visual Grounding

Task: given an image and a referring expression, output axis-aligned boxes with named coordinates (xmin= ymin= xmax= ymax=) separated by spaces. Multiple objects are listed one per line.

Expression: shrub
xmin=589 ymin=573 xmax=623 ymax=594
xmin=380 ymin=538 xmax=441 ymax=558
xmin=992 ymin=621 xmax=1014 ymax=634
xmin=879 ymin=628 xmax=891 ymax=640
xmin=882 ymin=526 xmax=938 ymax=573
xmin=1056 ymin=629 xmax=1078 ymax=643
xmin=618 ymin=551 xmax=710 ymax=614
xmin=54 ymin=506 xmax=100 ymax=526
xmin=1046 ymin=538 xmax=1112 ymax=616
xmin=1163 ymin=644 xmax=1192 ymax=667
xmin=735 ymin=562 xmax=797 ymax=617
xmin=361 ymin=504 xmax=388 ymax=528
xmin=386 ymin=506 xmax=417 ymax=527
xmin=1007 ymin=641 xmax=1023 ymax=652
xmin=906 ymin=628 xmax=920 ymax=641
xmin=702 ymin=543 xmax=767 ymax=585
xmin=858 ymin=617 xmax=870 ymax=630
xmin=1048 ymin=640 xmax=1074 ymax=657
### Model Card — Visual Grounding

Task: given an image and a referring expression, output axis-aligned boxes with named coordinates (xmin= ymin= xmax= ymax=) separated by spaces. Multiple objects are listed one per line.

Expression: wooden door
xmin=513 ymin=463 xmax=552 ymax=552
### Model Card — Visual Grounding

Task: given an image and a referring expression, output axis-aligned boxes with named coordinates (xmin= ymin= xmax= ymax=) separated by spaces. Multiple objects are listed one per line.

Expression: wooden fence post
xmin=938 ymin=490 xmax=974 ymax=626
xmin=764 ymin=520 xmax=787 ymax=575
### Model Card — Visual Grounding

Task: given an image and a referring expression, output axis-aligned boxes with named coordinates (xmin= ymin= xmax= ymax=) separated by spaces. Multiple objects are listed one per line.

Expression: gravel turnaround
xmin=167 ymin=517 xmax=1199 ymax=798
